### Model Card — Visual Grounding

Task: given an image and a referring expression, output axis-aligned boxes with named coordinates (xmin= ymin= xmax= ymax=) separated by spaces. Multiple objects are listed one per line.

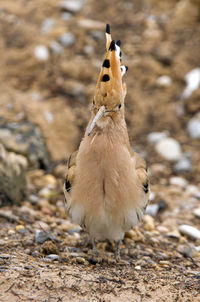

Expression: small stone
xmin=182 ymin=68 xmax=200 ymax=99
xmin=8 ymin=229 xmax=15 ymax=235
xmin=155 ymin=138 xmax=182 ymax=161
xmin=50 ymin=41 xmax=63 ymax=55
xmin=157 ymin=226 xmax=169 ymax=233
xmin=75 ymin=257 xmax=87 ymax=265
xmin=16 ymin=225 xmax=25 ymax=232
xmin=156 ymin=75 xmax=172 ymax=87
xmin=61 ymin=12 xmax=72 ymax=21
xmin=193 ymin=208 xmax=200 ymax=219
xmin=169 ymin=176 xmax=188 ymax=188
xmin=173 ymin=154 xmax=192 ymax=173
xmin=39 ymin=187 xmax=57 ymax=199
xmin=29 ymin=194 xmax=39 ymax=204
xmin=143 ymin=215 xmax=155 ymax=231
xmin=45 ymin=254 xmax=59 ymax=261
xmin=167 ymin=230 xmax=181 ymax=239
xmin=41 ymin=18 xmax=55 ymax=34
xmin=179 ymin=246 xmax=195 ymax=258
xmin=90 ymin=30 xmax=104 ymax=41
xmin=147 ymin=131 xmax=168 ymax=144
xmin=186 ymin=185 xmax=199 ymax=195
xmin=187 ymin=115 xmax=200 ymax=139
xmin=179 ymin=225 xmax=200 ymax=240
xmin=34 ymin=45 xmax=49 ymax=61
xmin=44 ymin=111 xmax=54 ymax=124
xmin=59 ymin=0 xmax=85 ymax=13
xmin=35 ymin=230 xmax=49 ymax=244
xmin=145 ymin=204 xmax=159 ymax=217
xmin=78 ymin=19 xmax=105 ymax=30
xmin=59 ymin=33 xmax=75 ymax=46
xmin=0 ymin=240 xmax=6 ymax=246
xmin=135 ymin=265 xmax=141 ymax=270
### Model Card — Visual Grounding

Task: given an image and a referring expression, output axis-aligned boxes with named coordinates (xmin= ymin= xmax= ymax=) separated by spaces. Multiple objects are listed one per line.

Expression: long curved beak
xmin=88 ymin=105 xmax=105 ymax=136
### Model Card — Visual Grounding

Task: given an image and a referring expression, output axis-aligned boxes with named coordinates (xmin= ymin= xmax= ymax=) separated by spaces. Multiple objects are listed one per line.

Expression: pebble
xmin=16 ymin=225 xmax=25 ymax=232
xmin=45 ymin=254 xmax=59 ymax=261
xmin=193 ymin=208 xmax=200 ymax=219
xmin=178 ymin=246 xmax=195 ymax=258
xmin=135 ymin=265 xmax=141 ymax=270
xmin=156 ymin=75 xmax=172 ymax=87
xmin=169 ymin=176 xmax=188 ymax=188
xmin=179 ymin=225 xmax=200 ymax=240
xmin=0 ymin=240 xmax=6 ymax=246
xmin=147 ymin=131 xmax=168 ymax=144
xmin=61 ymin=12 xmax=72 ymax=21
xmin=29 ymin=194 xmax=39 ymax=204
xmin=50 ymin=41 xmax=63 ymax=55
xmin=157 ymin=226 xmax=169 ymax=233
xmin=44 ymin=111 xmax=54 ymax=123
xmin=167 ymin=230 xmax=181 ymax=239
xmin=186 ymin=185 xmax=199 ymax=195
xmin=34 ymin=45 xmax=49 ymax=61
xmin=187 ymin=115 xmax=200 ymax=139
xmin=35 ymin=230 xmax=49 ymax=244
xmin=90 ymin=30 xmax=104 ymax=41
xmin=182 ymin=68 xmax=200 ymax=99
xmin=77 ymin=19 xmax=105 ymax=30
xmin=155 ymin=137 xmax=182 ymax=161
xmin=59 ymin=33 xmax=75 ymax=46
xmin=145 ymin=204 xmax=159 ymax=217
xmin=41 ymin=18 xmax=55 ymax=33
xmin=173 ymin=154 xmax=192 ymax=173
xmin=59 ymin=0 xmax=84 ymax=13
xmin=143 ymin=215 xmax=155 ymax=231
xmin=73 ymin=257 xmax=87 ymax=265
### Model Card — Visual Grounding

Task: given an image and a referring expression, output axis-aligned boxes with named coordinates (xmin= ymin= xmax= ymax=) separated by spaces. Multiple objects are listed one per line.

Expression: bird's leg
xmin=115 ymin=240 xmax=121 ymax=261
xmin=92 ymin=238 xmax=98 ymax=257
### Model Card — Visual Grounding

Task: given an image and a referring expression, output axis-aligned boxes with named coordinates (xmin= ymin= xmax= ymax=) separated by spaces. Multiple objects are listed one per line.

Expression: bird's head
xmin=88 ymin=24 xmax=128 ymax=136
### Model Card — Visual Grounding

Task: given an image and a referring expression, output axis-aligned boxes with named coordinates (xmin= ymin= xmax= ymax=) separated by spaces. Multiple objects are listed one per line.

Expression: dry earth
xmin=0 ymin=0 xmax=200 ymax=301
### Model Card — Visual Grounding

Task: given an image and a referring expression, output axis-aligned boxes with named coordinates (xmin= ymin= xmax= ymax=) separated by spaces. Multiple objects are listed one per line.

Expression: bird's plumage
xmin=64 ymin=25 xmax=149 ymax=256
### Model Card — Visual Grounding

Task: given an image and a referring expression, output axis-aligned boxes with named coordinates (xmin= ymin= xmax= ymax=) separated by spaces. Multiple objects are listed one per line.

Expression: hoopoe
xmin=63 ymin=24 xmax=149 ymax=260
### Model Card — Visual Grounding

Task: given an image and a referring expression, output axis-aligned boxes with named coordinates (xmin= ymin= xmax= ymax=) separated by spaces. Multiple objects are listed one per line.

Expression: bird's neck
xmin=86 ymin=112 xmax=130 ymax=146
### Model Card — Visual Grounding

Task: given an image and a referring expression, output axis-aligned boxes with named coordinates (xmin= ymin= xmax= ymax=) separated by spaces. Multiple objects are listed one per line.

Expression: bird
xmin=63 ymin=24 xmax=149 ymax=260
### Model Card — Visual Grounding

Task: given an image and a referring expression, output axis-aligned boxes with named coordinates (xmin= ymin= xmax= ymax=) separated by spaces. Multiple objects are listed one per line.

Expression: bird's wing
xmin=63 ymin=150 xmax=78 ymax=211
xmin=130 ymin=148 xmax=150 ymax=211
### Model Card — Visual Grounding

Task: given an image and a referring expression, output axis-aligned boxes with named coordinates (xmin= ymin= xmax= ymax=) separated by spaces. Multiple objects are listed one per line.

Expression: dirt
xmin=0 ymin=0 xmax=200 ymax=301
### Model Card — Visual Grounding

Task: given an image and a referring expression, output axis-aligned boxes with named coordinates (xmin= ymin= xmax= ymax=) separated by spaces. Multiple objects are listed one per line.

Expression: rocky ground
xmin=0 ymin=0 xmax=200 ymax=301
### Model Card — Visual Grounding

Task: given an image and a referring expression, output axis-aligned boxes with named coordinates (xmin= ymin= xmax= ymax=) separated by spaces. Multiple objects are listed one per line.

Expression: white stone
xmin=50 ymin=41 xmax=63 ymax=55
xmin=59 ymin=0 xmax=84 ymax=13
xmin=187 ymin=116 xmax=200 ymax=139
xmin=173 ymin=155 xmax=192 ymax=173
xmin=147 ymin=131 xmax=168 ymax=144
xmin=44 ymin=111 xmax=54 ymax=123
xmin=34 ymin=45 xmax=49 ymax=61
xmin=169 ymin=176 xmax=188 ymax=188
xmin=179 ymin=224 xmax=200 ymax=240
xmin=59 ymin=33 xmax=75 ymax=46
xmin=145 ymin=204 xmax=159 ymax=216
xmin=41 ymin=18 xmax=55 ymax=33
xmin=156 ymin=75 xmax=172 ymax=87
xmin=182 ymin=67 xmax=200 ymax=99
xmin=193 ymin=208 xmax=200 ymax=219
xmin=155 ymin=137 xmax=182 ymax=161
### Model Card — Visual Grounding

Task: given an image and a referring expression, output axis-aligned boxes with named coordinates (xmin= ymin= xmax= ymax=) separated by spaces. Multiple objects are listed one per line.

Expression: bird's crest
xmin=94 ymin=24 xmax=128 ymax=107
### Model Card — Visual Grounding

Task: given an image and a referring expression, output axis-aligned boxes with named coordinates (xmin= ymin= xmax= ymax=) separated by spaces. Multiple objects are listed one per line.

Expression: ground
xmin=0 ymin=0 xmax=200 ymax=301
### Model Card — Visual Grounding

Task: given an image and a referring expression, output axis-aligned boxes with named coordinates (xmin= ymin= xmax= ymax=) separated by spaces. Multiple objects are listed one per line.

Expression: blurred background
xmin=0 ymin=1 xmax=200 ymax=298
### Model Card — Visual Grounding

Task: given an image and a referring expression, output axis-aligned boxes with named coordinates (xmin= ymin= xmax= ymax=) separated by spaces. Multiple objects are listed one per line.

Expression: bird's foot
xmin=115 ymin=240 xmax=121 ymax=262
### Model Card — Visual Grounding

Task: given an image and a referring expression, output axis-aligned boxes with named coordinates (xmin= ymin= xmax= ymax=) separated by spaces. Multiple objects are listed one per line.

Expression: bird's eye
xmin=118 ymin=103 xmax=122 ymax=109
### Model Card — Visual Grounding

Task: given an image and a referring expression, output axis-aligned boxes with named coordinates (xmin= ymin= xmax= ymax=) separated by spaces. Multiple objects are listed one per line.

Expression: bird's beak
xmin=88 ymin=105 xmax=105 ymax=136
